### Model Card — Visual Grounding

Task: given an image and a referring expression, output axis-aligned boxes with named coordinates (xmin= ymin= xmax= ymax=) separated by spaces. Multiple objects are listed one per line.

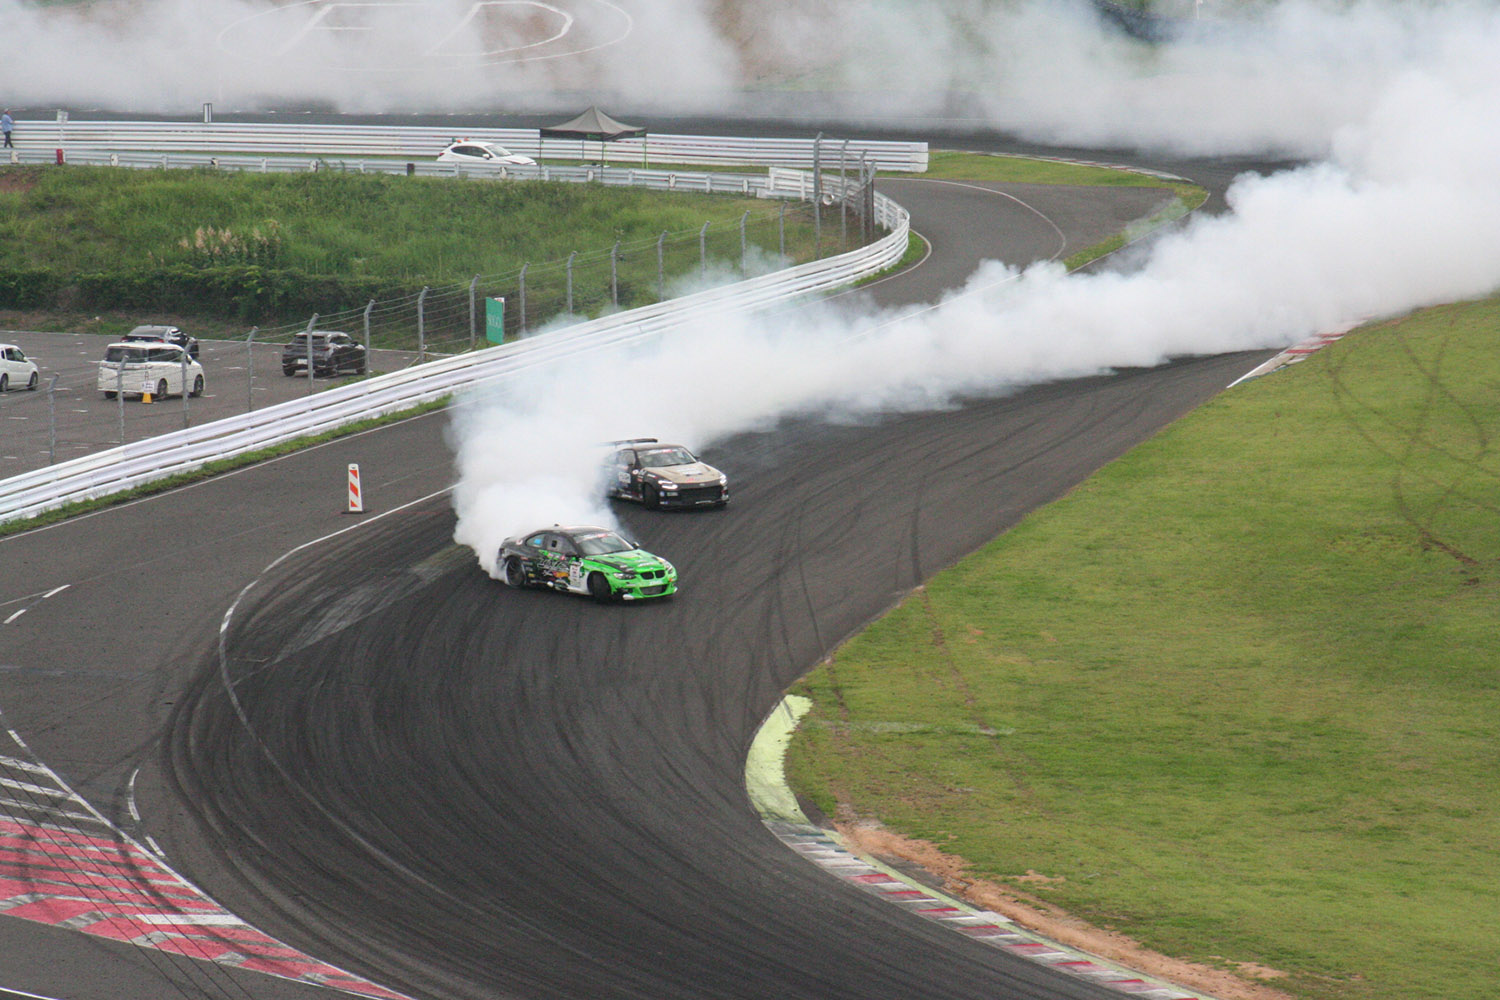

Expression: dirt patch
xmin=836 ymin=821 xmax=1295 ymax=1000
xmin=0 ymin=167 xmax=40 ymax=193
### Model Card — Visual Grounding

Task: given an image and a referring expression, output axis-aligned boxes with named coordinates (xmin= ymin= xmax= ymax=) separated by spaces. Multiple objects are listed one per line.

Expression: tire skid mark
xmin=0 ymin=727 xmax=408 ymax=999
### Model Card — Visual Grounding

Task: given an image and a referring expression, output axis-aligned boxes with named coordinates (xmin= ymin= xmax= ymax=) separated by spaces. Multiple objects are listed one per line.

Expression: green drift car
xmin=498 ymin=525 xmax=678 ymax=602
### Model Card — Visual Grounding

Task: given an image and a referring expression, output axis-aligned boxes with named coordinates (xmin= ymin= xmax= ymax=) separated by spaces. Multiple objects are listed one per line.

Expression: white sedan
xmin=436 ymin=141 xmax=536 ymax=167
xmin=0 ymin=343 xmax=39 ymax=392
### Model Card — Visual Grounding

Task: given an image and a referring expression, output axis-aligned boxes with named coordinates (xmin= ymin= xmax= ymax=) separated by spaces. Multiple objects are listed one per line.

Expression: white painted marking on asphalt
xmin=0 ymin=983 xmax=69 ymax=999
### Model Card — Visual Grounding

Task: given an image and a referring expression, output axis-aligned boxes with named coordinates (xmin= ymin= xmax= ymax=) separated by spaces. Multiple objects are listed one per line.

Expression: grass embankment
xmin=786 ymin=297 xmax=1500 ymax=1000
xmin=0 ymin=165 xmax=823 ymax=338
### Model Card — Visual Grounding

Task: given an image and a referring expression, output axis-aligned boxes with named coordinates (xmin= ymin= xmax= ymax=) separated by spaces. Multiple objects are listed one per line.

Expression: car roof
xmin=102 ymin=341 xmax=186 ymax=350
xmin=127 ymin=325 xmax=180 ymax=335
xmin=291 ymin=329 xmax=350 ymax=337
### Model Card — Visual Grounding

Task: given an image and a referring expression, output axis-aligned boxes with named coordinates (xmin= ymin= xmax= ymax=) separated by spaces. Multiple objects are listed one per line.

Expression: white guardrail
xmin=0 ymin=134 xmax=911 ymax=525
xmin=8 ymin=121 xmax=929 ymax=172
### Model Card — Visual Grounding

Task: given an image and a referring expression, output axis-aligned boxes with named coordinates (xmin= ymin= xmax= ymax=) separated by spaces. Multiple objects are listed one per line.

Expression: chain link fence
xmin=1 ymin=158 xmax=883 ymax=477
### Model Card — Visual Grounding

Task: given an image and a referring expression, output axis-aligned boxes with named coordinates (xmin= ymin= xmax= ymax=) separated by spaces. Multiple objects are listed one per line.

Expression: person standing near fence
xmin=1 ymin=111 xmax=13 ymax=148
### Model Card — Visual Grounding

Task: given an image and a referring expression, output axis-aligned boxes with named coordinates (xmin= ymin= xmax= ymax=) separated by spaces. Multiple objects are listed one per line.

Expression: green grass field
xmin=786 ymin=297 xmax=1500 ymax=1000
xmin=0 ymin=164 xmax=816 ymax=281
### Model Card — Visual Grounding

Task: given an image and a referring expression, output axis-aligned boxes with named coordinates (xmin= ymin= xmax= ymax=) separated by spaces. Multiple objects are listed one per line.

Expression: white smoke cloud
xmin=449 ymin=7 xmax=1500 ymax=567
xmin=2 ymin=1 xmax=1496 ymax=161
xmin=6 ymin=1 xmax=1498 ymax=566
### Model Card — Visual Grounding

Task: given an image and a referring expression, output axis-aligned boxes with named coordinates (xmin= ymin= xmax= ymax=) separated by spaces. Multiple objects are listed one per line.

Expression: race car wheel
xmin=503 ymin=557 xmax=527 ymax=588
xmin=103 ymin=390 xmax=117 ymax=399
xmin=587 ymin=572 xmax=614 ymax=603
xmin=0 ymin=374 xmax=7 ymax=392
xmin=642 ymin=482 xmax=662 ymax=510
xmin=190 ymin=375 xmax=204 ymax=397
xmin=282 ymin=367 xmax=297 ymax=376
xmin=27 ymin=371 xmax=37 ymax=390
xmin=155 ymin=379 xmax=169 ymax=399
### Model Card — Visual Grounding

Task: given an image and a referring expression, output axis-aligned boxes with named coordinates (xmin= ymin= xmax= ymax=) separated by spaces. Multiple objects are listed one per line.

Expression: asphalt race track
xmin=0 ymin=137 xmax=1281 ymax=1000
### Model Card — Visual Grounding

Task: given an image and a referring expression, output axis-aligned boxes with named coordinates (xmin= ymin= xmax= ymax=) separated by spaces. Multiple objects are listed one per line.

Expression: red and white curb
xmin=0 ymin=723 xmax=407 ymax=999
xmin=1230 ymin=324 xmax=1357 ymax=386
xmin=749 ymin=696 xmax=1215 ymax=1000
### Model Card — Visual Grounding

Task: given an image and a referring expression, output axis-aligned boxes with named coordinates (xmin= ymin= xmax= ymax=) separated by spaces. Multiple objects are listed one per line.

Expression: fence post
xmin=417 ymin=286 xmax=428 ymax=362
xmin=46 ymin=375 xmax=58 ymax=465
xmin=699 ymin=222 xmax=709 ymax=279
xmin=519 ymin=263 xmax=528 ymax=333
xmin=813 ymin=132 xmax=823 ymax=258
xmin=740 ymin=211 xmax=749 ymax=273
xmin=840 ymin=139 xmax=850 ymax=251
xmin=611 ymin=241 xmax=620 ymax=307
xmin=363 ymin=299 xmax=374 ymax=361
xmin=245 ymin=326 xmax=258 ymax=413
xmin=469 ymin=275 xmax=479 ymax=349
xmin=116 ymin=361 xmax=124 ymax=443
xmin=779 ymin=201 xmax=786 ymax=260
xmin=305 ymin=313 xmax=319 ymax=395
xmin=181 ymin=349 xmax=190 ymax=430
xmin=863 ymin=154 xmax=874 ymax=244
xmin=657 ymin=231 xmax=667 ymax=301
xmin=566 ymin=252 xmax=576 ymax=314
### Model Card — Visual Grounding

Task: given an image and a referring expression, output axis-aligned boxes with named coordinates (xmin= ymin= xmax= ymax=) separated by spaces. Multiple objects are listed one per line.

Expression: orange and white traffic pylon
xmin=347 ymin=463 xmax=364 ymax=513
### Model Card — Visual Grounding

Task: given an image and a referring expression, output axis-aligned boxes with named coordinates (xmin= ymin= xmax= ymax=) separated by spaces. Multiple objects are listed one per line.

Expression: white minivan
xmin=97 ymin=342 xmax=206 ymax=400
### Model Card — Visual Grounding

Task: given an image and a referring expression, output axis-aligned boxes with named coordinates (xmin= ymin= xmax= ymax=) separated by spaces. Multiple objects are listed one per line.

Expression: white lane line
xmin=2 ymin=585 xmax=71 ymax=626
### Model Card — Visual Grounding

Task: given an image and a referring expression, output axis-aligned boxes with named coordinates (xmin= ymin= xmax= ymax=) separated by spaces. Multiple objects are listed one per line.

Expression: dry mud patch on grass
xmin=837 ymin=820 xmax=1295 ymax=1000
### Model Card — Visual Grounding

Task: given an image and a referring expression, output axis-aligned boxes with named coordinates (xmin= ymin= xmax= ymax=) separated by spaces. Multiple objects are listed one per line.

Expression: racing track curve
xmin=0 ymin=138 xmax=1284 ymax=1000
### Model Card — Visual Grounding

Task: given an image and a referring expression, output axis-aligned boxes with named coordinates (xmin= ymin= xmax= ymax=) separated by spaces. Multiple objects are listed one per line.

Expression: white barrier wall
xmin=9 ymin=121 xmax=929 ymax=172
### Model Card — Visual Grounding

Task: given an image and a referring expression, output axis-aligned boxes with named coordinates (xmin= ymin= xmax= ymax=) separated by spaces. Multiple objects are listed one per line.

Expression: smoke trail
xmin=450 ymin=8 xmax=1500 ymax=569
xmin=3 ymin=1 xmax=1495 ymax=161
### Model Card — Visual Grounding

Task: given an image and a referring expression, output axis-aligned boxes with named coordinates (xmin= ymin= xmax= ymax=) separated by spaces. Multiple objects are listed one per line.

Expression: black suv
xmin=124 ymin=324 xmax=200 ymax=359
xmin=281 ymin=331 xmax=368 ymax=378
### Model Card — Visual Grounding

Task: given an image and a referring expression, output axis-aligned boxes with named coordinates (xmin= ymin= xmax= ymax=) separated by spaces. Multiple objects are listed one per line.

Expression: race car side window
xmin=526 ymin=533 xmax=547 ymax=548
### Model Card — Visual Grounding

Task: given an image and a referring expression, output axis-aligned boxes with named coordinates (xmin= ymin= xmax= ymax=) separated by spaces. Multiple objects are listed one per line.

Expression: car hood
xmin=648 ymin=462 xmax=721 ymax=485
xmin=591 ymin=549 xmax=670 ymax=573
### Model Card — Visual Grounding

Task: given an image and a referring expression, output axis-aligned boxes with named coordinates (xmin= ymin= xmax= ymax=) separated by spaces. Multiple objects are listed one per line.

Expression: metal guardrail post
xmin=611 ymin=242 xmax=620 ymax=307
xmin=469 ymin=276 xmax=479 ymax=350
xmin=840 ymin=140 xmax=850 ymax=251
xmin=740 ymin=211 xmax=749 ymax=274
xmin=181 ymin=350 xmax=190 ymax=430
xmin=46 ymin=375 xmax=58 ymax=465
xmin=566 ymin=253 xmax=576 ymax=314
xmin=363 ymin=300 xmax=373 ymax=360
xmin=813 ymin=132 xmax=823 ymax=257
xmin=116 ymin=363 xmax=125 ymax=443
xmin=700 ymin=222 xmax=709 ymax=278
xmin=779 ymin=202 xmax=786 ymax=260
xmin=305 ymin=313 xmax=319 ymax=395
xmin=657 ymin=232 xmax=667 ymax=301
xmin=246 ymin=326 xmax=258 ymax=412
xmin=519 ymin=263 xmax=528 ymax=333
xmin=417 ymin=286 xmax=428 ymax=362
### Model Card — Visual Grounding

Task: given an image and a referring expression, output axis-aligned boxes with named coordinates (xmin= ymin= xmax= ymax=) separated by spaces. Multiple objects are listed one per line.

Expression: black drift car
xmin=281 ymin=331 xmax=368 ymax=378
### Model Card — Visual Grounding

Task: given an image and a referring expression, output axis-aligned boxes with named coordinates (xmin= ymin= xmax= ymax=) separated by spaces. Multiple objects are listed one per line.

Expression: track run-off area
xmin=0 ymin=128 xmax=1285 ymax=1000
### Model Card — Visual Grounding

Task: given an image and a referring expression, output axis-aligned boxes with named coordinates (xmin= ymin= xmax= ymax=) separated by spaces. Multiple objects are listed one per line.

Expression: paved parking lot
xmin=0 ymin=330 xmax=421 ymax=478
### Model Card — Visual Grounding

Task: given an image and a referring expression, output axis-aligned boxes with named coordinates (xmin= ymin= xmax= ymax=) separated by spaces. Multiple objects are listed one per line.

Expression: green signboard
xmin=485 ymin=296 xmax=506 ymax=344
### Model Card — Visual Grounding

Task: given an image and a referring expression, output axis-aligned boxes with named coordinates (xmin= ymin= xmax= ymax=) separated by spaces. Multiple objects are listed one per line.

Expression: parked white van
xmin=97 ymin=342 xmax=206 ymax=400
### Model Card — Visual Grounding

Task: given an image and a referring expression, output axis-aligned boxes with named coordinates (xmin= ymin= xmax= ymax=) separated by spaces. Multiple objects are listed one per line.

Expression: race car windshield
xmin=639 ymin=447 xmax=695 ymax=468
xmin=575 ymin=532 xmax=634 ymax=555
